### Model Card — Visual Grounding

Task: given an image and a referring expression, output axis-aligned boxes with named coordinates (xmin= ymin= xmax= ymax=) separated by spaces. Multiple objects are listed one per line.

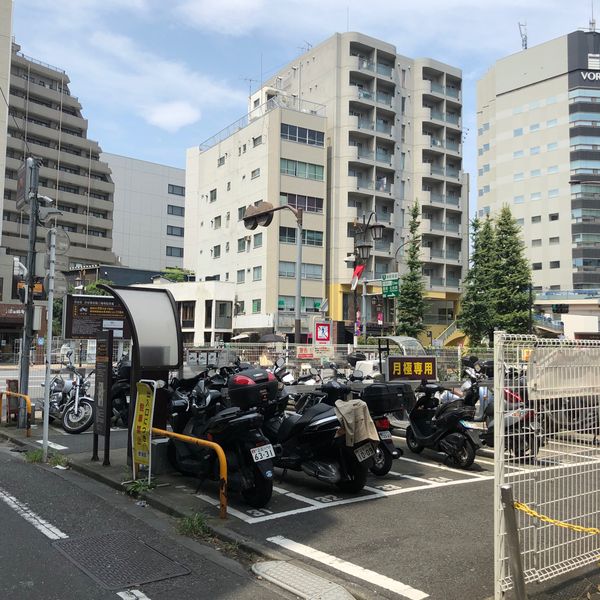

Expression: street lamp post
xmin=244 ymin=201 xmax=303 ymax=344
xmin=352 ymin=213 xmax=384 ymax=339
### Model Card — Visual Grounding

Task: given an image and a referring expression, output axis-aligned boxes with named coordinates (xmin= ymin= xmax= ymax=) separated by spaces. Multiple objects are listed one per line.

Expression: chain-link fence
xmin=494 ymin=333 xmax=600 ymax=598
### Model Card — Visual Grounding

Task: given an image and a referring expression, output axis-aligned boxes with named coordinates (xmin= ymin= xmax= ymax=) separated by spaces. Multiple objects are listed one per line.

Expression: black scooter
xmin=406 ymin=382 xmax=481 ymax=468
xmin=110 ymin=353 xmax=131 ymax=427
xmin=167 ymin=372 xmax=274 ymax=508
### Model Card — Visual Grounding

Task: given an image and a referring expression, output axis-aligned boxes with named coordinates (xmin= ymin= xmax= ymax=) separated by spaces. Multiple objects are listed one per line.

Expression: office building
xmin=477 ymin=29 xmax=600 ymax=291
xmin=102 ymin=153 xmax=185 ymax=271
xmin=186 ymin=32 xmax=468 ymax=341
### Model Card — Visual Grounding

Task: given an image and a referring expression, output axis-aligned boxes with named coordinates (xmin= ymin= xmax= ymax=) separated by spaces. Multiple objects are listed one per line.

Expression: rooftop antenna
xmin=519 ymin=22 xmax=528 ymax=50
xmin=298 ymin=41 xmax=312 ymax=54
xmin=242 ymin=77 xmax=259 ymax=98
xmin=591 ymin=0 xmax=596 ymax=31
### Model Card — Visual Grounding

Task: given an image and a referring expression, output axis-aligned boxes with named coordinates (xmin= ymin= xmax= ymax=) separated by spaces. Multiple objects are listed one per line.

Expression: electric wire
xmin=0 ymin=82 xmax=33 ymax=156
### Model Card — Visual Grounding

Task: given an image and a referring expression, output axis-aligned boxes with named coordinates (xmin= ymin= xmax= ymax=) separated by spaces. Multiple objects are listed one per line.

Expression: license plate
xmin=354 ymin=443 xmax=375 ymax=462
xmin=250 ymin=444 xmax=275 ymax=462
xmin=379 ymin=430 xmax=392 ymax=440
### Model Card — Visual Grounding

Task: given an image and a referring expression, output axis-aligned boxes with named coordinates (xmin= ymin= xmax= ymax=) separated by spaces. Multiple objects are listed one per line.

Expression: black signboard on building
xmin=93 ymin=330 xmax=113 ymax=465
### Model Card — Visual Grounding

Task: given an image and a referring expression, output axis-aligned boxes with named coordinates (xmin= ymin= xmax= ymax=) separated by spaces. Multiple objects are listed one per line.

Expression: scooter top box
xmin=228 ymin=367 xmax=278 ymax=409
xmin=362 ymin=382 xmax=414 ymax=414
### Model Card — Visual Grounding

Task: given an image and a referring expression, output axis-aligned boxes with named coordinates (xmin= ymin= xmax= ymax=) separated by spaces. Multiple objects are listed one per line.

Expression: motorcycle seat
xmin=206 ymin=406 xmax=241 ymax=428
xmin=278 ymin=403 xmax=333 ymax=442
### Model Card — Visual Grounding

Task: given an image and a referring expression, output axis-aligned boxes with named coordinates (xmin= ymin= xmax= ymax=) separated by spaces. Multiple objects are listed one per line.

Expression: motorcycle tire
xmin=406 ymin=426 xmax=424 ymax=454
xmin=61 ymin=399 xmax=94 ymax=434
xmin=336 ymin=449 xmax=368 ymax=493
xmin=241 ymin=467 xmax=273 ymax=508
xmin=510 ymin=430 xmax=539 ymax=459
xmin=451 ymin=439 xmax=476 ymax=469
xmin=370 ymin=443 xmax=393 ymax=476
xmin=113 ymin=393 xmax=129 ymax=428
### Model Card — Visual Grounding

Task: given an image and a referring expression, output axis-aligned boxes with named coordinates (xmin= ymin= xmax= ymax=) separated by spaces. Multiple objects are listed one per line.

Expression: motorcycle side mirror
xmin=310 ymin=367 xmax=319 ymax=376
xmin=276 ymin=357 xmax=285 ymax=368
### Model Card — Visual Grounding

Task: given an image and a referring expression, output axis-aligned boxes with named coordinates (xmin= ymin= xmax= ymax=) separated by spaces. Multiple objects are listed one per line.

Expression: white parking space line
xmin=0 ymin=486 xmax=68 ymax=540
xmin=387 ymin=471 xmax=443 ymax=484
xmin=398 ymin=455 xmax=491 ymax=478
xmin=34 ymin=440 xmax=68 ymax=451
xmin=267 ymin=536 xmax=429 ymax=600
xmin=117 ymin=591 xmax=152 ymax=600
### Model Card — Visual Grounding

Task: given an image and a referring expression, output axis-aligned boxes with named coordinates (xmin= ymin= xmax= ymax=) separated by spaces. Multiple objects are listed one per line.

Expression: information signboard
xmin=382 ymin=272 xmax=400 ymax=298
xmin=132 ymin=380 xmax=156 ymax=482
xmin=94 ymin=331 xmax=113 ymax=438
xmin=63 ymin=294 xmax=131 ymax=340
xmin=387 ymin=355 xmax=437 ymax=381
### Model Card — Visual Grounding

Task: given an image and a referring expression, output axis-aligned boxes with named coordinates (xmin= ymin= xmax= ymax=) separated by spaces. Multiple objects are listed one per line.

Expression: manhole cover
xmin=53 ymin=531 xmax=190 ymax=590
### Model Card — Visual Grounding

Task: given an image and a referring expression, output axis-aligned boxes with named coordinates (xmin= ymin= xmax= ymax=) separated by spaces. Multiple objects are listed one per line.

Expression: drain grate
xmin=53 ymin=531 xmax=190 ymax=590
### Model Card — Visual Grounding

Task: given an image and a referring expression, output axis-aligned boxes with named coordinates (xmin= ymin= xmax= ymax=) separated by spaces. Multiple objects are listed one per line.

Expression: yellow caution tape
xmin=514 ymin=501 xmax=600 ymax=535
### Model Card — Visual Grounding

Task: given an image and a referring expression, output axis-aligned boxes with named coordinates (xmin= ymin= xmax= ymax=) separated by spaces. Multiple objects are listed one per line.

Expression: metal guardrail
xmin=151 ymin=427 xmax=228 ymax=519
xmin=0 ymin=391 xmax=32 ymax=437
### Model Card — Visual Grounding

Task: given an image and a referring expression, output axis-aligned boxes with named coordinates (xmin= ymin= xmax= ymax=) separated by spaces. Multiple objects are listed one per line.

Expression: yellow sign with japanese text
xmin=132 ymin=381 xmax=156 ymax=479
xmin=387 ymin=356 xmax=437 ymax=381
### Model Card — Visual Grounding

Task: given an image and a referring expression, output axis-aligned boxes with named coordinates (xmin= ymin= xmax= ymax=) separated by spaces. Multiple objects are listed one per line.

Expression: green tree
xmin=457 ymin=216 xmax=496 ymax=345
xmin=84 ymin=278 xmax=113 ymax=296
xmin=395 ymin=201 xmax=427 ymax=337
xmin=161 ymin=267 xmax=193 ymax=282
xmin=52 ymin=297 xmax=64 ymax=337
xmin=491 ymin=205 xmax=532 ymax=336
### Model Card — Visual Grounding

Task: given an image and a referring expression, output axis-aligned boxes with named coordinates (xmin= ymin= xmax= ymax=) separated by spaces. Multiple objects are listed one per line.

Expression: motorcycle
xmin=166 ymin=370 xmax=275 ymax=508
xmin=42 ymin=350 xmax=95 ymax=434
xmin=406 ymin=381 xmax=481 ymax=468
xmin=259 ymin=361 xmax=377 ymax=492
xmin=110 ymin=353 xmax=131 ymax=427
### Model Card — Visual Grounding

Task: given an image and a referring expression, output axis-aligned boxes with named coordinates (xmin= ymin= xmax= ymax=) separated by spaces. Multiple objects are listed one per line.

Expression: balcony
xmin=355 ymin=117 xmax=375 ymax=131
xmin=352 ymin=86 xmax=374 ymax=102
xmin=215 ymin=316 xmax=233 ymax=329
xmin=446 ymin=276 xmax=461 ymax=289
xmin=375 ymin=179 xmax=392 ymax=194
xmin=375 ymin=149 xmax=393 ymax=164
xmin=350 ymin=176 xmax=374 ymax=192
xmin=376 ymin=92 xmax=393 ymax=107
xmin=376 ymin=63 xmax=393 ymax=78
xmin=446 ymin=140 xmax=460 ymax=152
xmin=446 ymin=195 xmax=460 ymax=206
xmin=351 ymin=146 xmax=373 ymax=161
xmin=355 ymin=57 xmax=375 ymax=73
xmin=375 ymin=121 xmax=392 ymax=135
xmin=446 ymin=167 xmax=461 ymax=179
xmin=375 ymin=211 xmax=392 ymax=224
xmin=446 ymin=249 xmax=461 ymax=261
xmin=429 ymin=220 xmax=445 ymax=232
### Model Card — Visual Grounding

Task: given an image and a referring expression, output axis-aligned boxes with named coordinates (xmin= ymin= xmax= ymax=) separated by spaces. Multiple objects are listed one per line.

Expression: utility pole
xmin=17 ymin=157 xmax=41 ymax=394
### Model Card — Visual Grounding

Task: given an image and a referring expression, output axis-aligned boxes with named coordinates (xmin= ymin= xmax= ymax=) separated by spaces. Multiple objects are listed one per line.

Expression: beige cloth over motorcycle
xmin=334 ymin=399 xmax=379 ymax=447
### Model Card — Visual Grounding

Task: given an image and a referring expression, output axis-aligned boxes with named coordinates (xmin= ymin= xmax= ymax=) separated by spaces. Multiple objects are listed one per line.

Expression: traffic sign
xmin=382 ymin=277 xmax=400 ymax=298
xmin=314 ymin=320 xmax=332 ymax=345
xmin=381 ymin=273 xmax=399 ymax=281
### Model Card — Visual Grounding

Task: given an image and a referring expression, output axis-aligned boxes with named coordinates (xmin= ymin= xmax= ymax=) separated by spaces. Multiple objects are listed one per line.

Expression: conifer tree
xmin=396 ymin=201 xmax=427 ymax=337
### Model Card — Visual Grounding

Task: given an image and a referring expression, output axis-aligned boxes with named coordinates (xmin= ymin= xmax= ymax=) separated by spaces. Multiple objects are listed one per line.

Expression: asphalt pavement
xmin=0 ymin=440 xmax=291 ymax=600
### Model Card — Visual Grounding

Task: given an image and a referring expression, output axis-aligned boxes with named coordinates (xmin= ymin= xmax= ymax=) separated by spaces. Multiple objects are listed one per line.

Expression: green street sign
xmin=382 ymin=279 xmax=400 ymax=298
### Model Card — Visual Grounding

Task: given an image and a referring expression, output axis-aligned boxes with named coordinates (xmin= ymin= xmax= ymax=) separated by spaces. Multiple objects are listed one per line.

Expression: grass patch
xmin=121 ymin=478 xmax=155 ymax=497
xmin=177 ymin=512 xmax=211 ymax=539
xmin=49 ymin=453 xmax=69 ymax=468
xmin=24 ymin=448 xmax=44 ymax=463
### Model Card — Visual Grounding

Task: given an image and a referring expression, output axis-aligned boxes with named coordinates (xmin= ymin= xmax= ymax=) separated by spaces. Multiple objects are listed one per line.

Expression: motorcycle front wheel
xmin=406 ymin=426 xmax=424 ymax=454
xmin=61 ymin=399 xmax=94 ymax=434
xmin=451 ymin=439 xmax=476 ymax=469
xmin=370 ymin=443 xmax=393 ymax=476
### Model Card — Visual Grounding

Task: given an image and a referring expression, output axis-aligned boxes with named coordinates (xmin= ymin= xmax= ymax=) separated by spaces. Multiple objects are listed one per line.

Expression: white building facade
xmin=102 ymin=153 xmax=185 ymax=271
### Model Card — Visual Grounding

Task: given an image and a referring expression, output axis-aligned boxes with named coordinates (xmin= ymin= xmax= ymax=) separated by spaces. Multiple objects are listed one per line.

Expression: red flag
xmin=350 ymin=264 xmax=365 ymax=291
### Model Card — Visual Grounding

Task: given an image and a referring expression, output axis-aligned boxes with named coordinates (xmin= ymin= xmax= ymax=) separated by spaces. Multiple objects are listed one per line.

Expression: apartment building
xmin=253 ymin=32 xmax=468 ymax=335
xmin=0 ymin=41 xmax=115 ymax=350
xmin=186 ymin=97 xmax=327 ymax=341
xmin=102 ymin=153 xmax=185 ymax=270
xmin=477 ymin=29 xmax=600 ymax=291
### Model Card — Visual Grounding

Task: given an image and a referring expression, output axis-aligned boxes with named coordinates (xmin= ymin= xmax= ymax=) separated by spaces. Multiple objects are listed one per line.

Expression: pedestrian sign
xmin=382 ymin=272 xmax=400 ymax=298
xmin=314 ymin=320 xmax=332 ymax=345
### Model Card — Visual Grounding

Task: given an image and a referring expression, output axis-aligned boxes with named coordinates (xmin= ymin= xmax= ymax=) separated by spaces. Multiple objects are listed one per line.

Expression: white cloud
xmin=176 ymin=0 xmax=266 ymax=35
xmin=142 ymin=101 xmax=201 ymax=131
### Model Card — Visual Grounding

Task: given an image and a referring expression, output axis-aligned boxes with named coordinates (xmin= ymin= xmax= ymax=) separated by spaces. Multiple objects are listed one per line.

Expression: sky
xmin=9 ymin=0 xmax=600 ymax=179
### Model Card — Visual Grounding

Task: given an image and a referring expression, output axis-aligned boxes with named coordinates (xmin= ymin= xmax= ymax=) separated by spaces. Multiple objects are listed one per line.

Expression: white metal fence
xmin=494 ymin=332 xmax=600 ymax=598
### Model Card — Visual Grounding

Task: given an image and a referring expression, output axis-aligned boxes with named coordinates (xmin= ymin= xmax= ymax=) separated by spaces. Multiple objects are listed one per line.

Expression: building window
xmin=237 ymin=238 xmax=246 ymax=253
xmin=531 ymin=215 xmax=541 ymax=223
xmin=279 ymin=226 xmax=296 ymax=244
xmin=532 ymin=262 xmax=542 ymax=270
xmin=236 ymin=269 xmax=245 ymax=283
xmin=550 ymin=261 xmax=560 ymax=269
xmin=217 ymin=155 xmax=225 ymax=166
xmin=531 ymin=169 xmax=541 ymax=177
xmin=548 ymin=188 xmax=559 ymax=198
xmin=513 ymin=150 xmax=524 ymax=158
xmin=280 ymin=192 xmax=324 ymax=213
xmin=301 ymin=229 xmax=323 ymax=246
xmin=251 ymin=168 xmax=260 ymax=179
xmin=253 ymin=233 xmax=263 ymax=248
xmin=280 ymin=158 xmax=324 ymax=181
xmin=212 ymin=245 xmax=221 ymax=258
xmin=530 ymin=192 xmax=542 ymax=201
xmin=279 ymin=261 xmax=295 ymax=278
xmin=167 ymin=204 xmax=185 ymax=217
xmin=278 ymin=296 xmax=294 ymax=311
xmin=302 ymin=297 xmax=321 ymax=313
xmin=514 ymin=195 xmax=524 ymax=204
xmin=168 ymin=184 xmax=185 ymax=196
xmin=236 ymin=300 xmax=245 ymax=315
xmin=532 ymin=239 xmax=542 ymax=247
xmin=280 ymin=123 xmax=325 ymax=147
xmin=252 ymin=299 xmax=261 ymax=314
xmin=238 ymin=206 xmax=246 ymax=220
xmin=549 ymin=213 xmax=559 ymax=221
xmin=530 ymin=146 xmax=540 ymax=155
xmin=516 ymin=218 xmax=525 ymax=226
xmin=530 ymin=123 xmax=540 ymax=131
xmin=253 ymin=266 xmax=262 ymax=281
xmin=547 ymin=142 xmax=558 ymax=151
xmin=549 ymin=237 xmax=560 ymax=245
xmin=167 ymin=225 xmax=184 ymax=236
xmin=166 ymin=246 xmax=183 ymax=257
xmin=302 ymin=263 xmax=323 ymax=280
xmin=513 ymin=172 xmax=524 ymax=181
xmin=513 ymin=128 xmax=523 ymax=137
xmin=253 ymin=135 xmax=262 ymax=147
xmin=209 ymin=188 xmax=217 ymax=202
xmin=213 ymin=216 xmax=221 ymax=229
xmin=547 ymin=118 xmax=558 ymax=127
xmin=547 ymin=165 xmax=559 ymax=174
